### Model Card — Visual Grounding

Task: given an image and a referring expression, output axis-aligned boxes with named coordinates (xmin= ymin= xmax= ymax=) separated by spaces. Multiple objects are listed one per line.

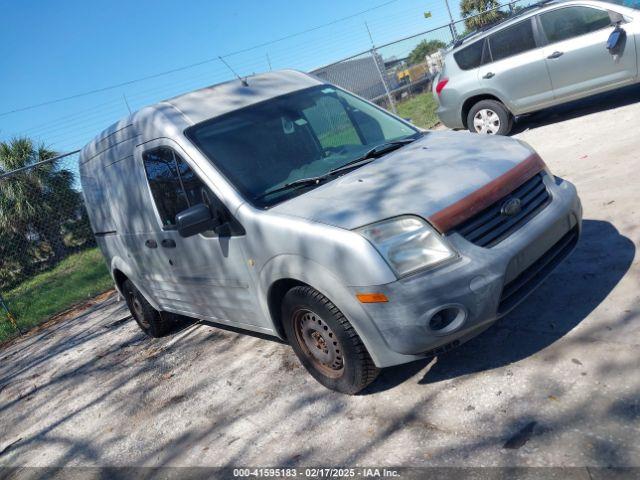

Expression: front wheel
xmin=282 ymin=286 xmax=379 ymax=394
xmin=467 ymin=99 xmax=513 ymax=135
xmin=122 ymin=280 xmax=173 ymax=337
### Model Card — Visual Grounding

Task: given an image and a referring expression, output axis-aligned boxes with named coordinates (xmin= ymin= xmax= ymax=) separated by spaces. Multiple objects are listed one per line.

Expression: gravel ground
xmin=1 ymin=85 xmax=639 ymax=469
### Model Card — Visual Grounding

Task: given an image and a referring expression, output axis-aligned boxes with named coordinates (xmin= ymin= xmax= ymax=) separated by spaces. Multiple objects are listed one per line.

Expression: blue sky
xmin=0 ymin=0 xmax=460 ymax=153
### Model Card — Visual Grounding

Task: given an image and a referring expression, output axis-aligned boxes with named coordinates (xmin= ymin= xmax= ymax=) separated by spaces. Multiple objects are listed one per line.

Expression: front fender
xmin=257 ymin=254 xmax=393 ymax=367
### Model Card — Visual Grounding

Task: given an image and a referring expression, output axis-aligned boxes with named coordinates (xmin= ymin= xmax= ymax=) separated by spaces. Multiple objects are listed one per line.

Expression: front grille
xmin=457 ymin=174 xmax=551 ymax=248
xmin=498 ymin=226 xmax=579 ymax=315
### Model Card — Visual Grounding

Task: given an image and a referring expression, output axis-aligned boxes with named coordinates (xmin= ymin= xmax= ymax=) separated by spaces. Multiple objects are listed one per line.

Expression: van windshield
xmin=186 ymin=85 xmax=419 ymax=208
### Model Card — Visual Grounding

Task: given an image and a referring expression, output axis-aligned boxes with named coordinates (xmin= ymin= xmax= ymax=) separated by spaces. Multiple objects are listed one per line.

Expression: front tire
xmin=282 ymin=286 xmax=379 ymax=394
xmin=467 ymin=99 xmax=513 ymax=135
xmin=122 ymin=280 xmax=173 ymax=337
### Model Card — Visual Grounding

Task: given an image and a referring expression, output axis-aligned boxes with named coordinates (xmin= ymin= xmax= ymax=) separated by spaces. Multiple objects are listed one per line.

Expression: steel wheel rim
xmin=128 ymin=289 xmax=150 ymax=328
xmin=473 ymin=109 xmax=500 ymax=134
xmin=293 ymin=308 xmax=344 ymax=378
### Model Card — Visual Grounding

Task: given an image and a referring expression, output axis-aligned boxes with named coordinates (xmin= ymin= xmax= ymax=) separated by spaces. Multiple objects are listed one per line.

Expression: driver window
xmin=143 ymin=147 xmax=209 ymax=228
xmin=539 ymin=7 xmax=612 ymax=43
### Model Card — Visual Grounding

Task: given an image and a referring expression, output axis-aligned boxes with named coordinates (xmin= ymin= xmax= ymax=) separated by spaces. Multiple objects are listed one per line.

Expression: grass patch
xmin=396 ymin=91 xmax=440 ymax=129
xmin=1 ymin=248 xmax=113 ymax=342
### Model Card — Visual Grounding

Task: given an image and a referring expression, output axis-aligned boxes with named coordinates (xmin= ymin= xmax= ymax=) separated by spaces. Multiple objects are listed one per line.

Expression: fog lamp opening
xmin=428 ymin=306 xmax=465 ymax=332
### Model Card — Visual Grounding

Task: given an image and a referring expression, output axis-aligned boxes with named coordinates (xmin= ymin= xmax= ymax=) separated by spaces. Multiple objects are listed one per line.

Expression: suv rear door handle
xmin=145 ymin=239 xmax=158 ymax=249
xmin=482 ymin=72 xmax=495 ymax=79
xmin=547 ymin=51 xmax=564 ymax=59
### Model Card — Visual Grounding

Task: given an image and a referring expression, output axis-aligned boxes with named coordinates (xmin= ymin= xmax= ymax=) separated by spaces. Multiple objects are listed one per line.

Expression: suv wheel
xmin=122 ymin=280 xmax=173 ymax=337
xmin=282 ymin=286 xmax=379 ymax=394
xmin=467 ymin=100 xmax=513 ymax=135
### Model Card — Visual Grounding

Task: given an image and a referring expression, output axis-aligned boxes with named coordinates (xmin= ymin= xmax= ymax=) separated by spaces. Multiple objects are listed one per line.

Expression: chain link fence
xmin=0 ymin=148 xmax=115 ymax=341
xmin=311 ymin=23 xmax=455 ymax=117
xmin=311 ymin=0 xmax=538 ymax=119
xmin=0 ymin=0 xmax=540 ymax=341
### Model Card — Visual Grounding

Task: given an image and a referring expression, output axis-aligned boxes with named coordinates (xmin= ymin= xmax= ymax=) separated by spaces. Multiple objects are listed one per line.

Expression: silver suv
xmin=435 ymin=0 xmax=639 ymax=135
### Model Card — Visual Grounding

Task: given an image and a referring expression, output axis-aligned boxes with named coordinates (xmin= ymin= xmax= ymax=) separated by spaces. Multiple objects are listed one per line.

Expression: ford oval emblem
xmin=500 ymin=197 xmax=522 ymax=217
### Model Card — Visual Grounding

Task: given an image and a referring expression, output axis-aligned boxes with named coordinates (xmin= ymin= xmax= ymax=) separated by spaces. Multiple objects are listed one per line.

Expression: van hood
xmin=270 ymin=130 xmax=537 ymax=230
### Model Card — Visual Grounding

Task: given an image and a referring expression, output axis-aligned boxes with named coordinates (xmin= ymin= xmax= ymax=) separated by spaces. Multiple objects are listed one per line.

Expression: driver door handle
xmin=483 ymin=72 xmax=495 ymax=79
xmin=161 ymin=239 xmax=176 ymax=248
xmin=547 ymin=51 xmax=564 ymax=59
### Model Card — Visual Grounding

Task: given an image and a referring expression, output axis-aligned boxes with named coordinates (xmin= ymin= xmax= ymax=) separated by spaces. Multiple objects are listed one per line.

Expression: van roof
xmin=81 ymin=69 xmax=322 ymax=162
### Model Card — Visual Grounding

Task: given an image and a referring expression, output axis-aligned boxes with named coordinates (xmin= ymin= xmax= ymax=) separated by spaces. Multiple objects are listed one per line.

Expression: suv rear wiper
xmin=255 ymin=136 xmax=420 ymax=202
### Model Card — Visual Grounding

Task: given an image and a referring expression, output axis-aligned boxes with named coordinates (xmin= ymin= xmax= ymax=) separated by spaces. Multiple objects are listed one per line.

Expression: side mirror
xmin=176 ymin=203 xmax=221 ymax=238
xmin=607 ymin=25 xmax=626 ymax=55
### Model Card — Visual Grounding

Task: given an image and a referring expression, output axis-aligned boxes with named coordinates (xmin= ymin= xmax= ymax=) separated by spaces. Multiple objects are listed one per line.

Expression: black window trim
xmin=535 ymin=5 xmax=616 ymax=46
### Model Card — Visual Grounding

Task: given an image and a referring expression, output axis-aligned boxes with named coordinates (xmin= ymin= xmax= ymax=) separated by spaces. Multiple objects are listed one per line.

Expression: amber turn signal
xmin=356 ymin=293 xmax=389 ymax=303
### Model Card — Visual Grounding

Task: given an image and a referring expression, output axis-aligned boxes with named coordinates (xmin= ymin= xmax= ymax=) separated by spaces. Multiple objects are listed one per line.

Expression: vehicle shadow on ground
xmin=365 ymin=219 xmax=635 ymax=394
xmin=510 ymin=83 xmax=640 ymax=135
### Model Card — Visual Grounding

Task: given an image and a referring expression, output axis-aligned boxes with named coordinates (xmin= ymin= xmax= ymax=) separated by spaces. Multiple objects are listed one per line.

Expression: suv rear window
xmin=454 ymin=40 xmax=484 ymax=70
xmin=488 ymin=19 xmax=537 ymax=61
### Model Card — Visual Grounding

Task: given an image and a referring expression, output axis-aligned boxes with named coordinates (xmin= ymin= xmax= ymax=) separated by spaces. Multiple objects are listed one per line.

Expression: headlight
xmin=356 ymin=215 xmax=457 ymax=277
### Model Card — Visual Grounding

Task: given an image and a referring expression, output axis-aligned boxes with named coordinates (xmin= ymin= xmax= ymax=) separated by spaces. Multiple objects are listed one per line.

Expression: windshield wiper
xmin=254 ymin=176 xmax=326 ymax=201
xmin=255 ymin=136 xmax=421 ymax=202
xmin=328 ymin=137 xmax=418 ymax=175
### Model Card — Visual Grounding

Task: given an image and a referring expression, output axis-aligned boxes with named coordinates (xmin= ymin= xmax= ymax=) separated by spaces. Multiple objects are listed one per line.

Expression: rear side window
xmin=539 ymin=6 xmax=612 ymax=43
xmin=454 ymin=40 xmax=485 ymax=70
xmin=143 ymin=147 xmax=208 ymax=228
xmin=488 ymin=19 xmax=537 ymax=61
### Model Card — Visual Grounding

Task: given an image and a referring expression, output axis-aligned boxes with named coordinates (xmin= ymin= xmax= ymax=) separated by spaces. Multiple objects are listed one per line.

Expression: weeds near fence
xmin=0 ymin=248 xmax=112 ymax=343
xmin=396 ymin=92 xmax=439 ymax=129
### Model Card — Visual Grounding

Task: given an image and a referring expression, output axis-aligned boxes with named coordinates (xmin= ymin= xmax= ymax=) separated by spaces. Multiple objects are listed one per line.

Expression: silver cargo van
xmin=80 ymin=70 xmax=582 ymax=393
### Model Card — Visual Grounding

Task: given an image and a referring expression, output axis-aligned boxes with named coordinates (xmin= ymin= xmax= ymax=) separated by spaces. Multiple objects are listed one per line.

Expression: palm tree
xmin=460 ymin=0 xmax=505 ymax=31
xmin=0 ymin=138 xmax=76 ymax=264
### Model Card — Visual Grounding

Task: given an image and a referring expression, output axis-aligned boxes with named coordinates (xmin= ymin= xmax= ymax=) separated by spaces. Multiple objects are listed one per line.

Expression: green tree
xmin=460 ymin=0 xmax=505 ymax=31
xmin=407 ymin=39 xmax=447 ymax=65
xmin=0 ymin=138 xmax=78 ymax=268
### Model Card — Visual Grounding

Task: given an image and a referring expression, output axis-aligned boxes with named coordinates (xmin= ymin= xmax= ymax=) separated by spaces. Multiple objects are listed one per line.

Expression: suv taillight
xmin=435 ymin=78 xmax=449 ymax=96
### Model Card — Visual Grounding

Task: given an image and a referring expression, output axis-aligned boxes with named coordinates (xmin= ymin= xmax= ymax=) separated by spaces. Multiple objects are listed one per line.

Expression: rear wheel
xmin=122 ymin=280 xmax=173 ymax=337
xmin=282 ymin=286 xmax=379 ymax=394
xmin=467 ymin=99 xmax=513 ymax=135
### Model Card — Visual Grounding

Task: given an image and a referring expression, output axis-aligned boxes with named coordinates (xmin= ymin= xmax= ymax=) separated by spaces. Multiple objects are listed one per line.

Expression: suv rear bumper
xmin=350 ymin=175 xmax=581 ymax=367
xmin=437 ymin=103 xmax=465 ymax=130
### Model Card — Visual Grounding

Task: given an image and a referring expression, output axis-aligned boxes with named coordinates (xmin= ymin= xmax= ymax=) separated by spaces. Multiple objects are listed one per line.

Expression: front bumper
xmin=351 ymin=174 xmax=582 ymax=366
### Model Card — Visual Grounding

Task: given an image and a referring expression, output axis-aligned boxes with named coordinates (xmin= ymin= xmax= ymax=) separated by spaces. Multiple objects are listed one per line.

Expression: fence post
xmin=0 ymin=293 xmax=21 ymax=336
xmin=443 ymin=0 xmax=458 ymax=41
xmin=371 ymin=48 xmax=397 ymax=114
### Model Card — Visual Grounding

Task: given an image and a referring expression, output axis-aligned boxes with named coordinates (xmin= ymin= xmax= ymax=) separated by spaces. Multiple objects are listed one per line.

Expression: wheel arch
xmin=258 ymin=255 xmax=391 ymax=367
xmin=461 ymin=93 xmax=510 ymax=129
xmin=267 ymin=278 xmax=308 ymax=340
xmin=109 ymin=256 xmax=161 ymax=310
